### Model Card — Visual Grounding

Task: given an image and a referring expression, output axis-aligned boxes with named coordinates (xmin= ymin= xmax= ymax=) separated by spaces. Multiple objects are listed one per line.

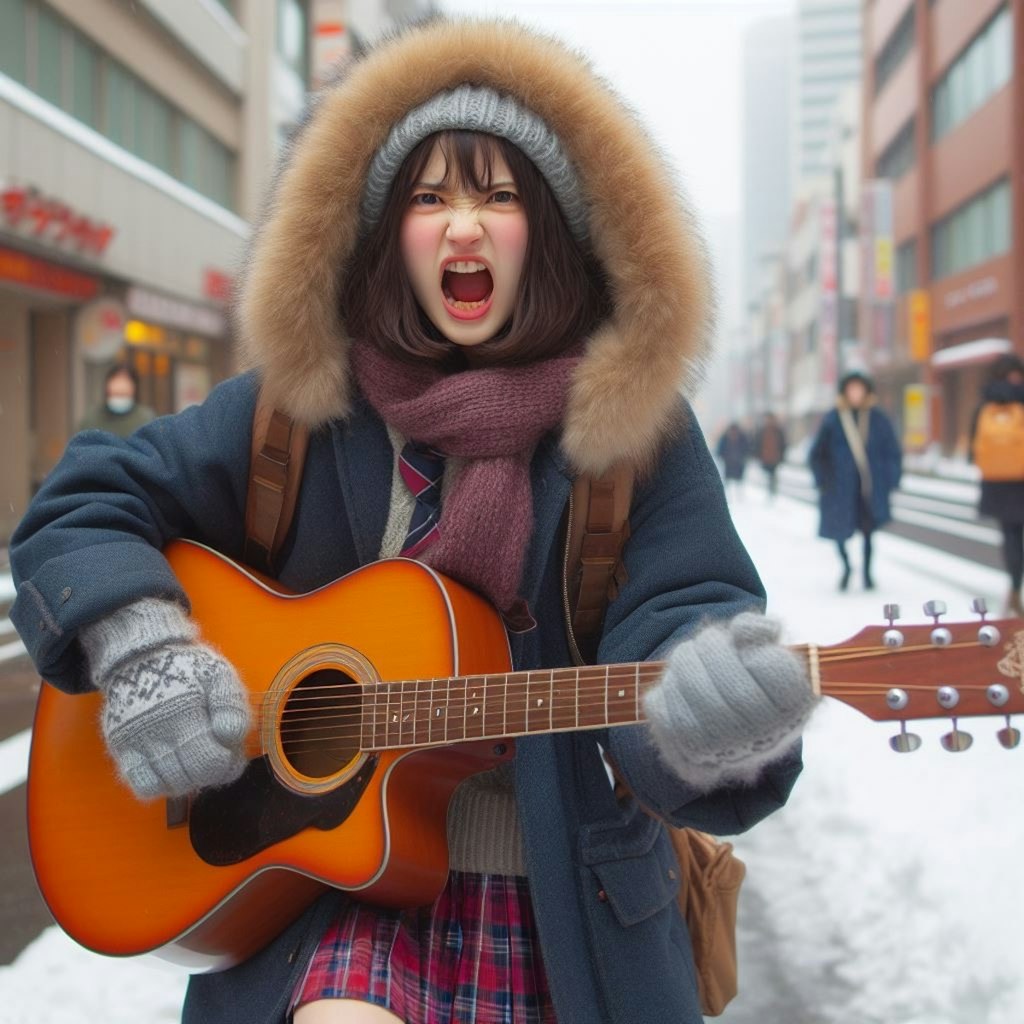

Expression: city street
xmin=1 ymin=481 xmax=1022 ymax=1023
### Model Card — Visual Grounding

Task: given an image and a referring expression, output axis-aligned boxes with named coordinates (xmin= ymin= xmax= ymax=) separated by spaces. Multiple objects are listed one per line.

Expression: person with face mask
xmin=77 ymin=363 xmax=157 ymax=438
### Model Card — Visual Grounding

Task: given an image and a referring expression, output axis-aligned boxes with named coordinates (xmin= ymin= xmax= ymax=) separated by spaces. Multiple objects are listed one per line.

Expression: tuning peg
xmin=997 ymin=716 xmax=1021 ymax=749
xmin=889 ymin=721 xmax=922 ymax=753
xmin=970 ymin=599 xmax=1002 ymax=645
xmin=882 ymin=604 xmax=904 ymax=647
xmin=924 ymin=601 xmax=952 ymax=645
xmin=940 ymin=718 xmax=973 ymax=752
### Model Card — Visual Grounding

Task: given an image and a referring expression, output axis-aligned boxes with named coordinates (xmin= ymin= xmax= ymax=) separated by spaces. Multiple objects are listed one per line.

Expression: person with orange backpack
xmin=971 ymin=353 xmax=1024 ymax=615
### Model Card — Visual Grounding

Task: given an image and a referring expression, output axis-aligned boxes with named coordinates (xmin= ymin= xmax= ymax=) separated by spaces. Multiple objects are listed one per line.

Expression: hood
xmin=983 ymin=380 xmax=1024 ymax=405
xmin=237 ymin=17 xmax=714 ymax=475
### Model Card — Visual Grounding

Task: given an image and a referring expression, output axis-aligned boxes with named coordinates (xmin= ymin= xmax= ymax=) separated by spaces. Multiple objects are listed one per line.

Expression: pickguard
xmin=189 ymin=755 xmax=378 ymax=866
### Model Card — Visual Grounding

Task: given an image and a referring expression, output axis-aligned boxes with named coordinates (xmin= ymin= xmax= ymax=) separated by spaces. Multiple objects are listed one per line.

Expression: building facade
xmin=795 ymin=0 xmax=863 ymax=185
xmin=0 ymin=0 xmax=432 ymax=546
xmin=862 ymin=0 xmax=1023 ymax=457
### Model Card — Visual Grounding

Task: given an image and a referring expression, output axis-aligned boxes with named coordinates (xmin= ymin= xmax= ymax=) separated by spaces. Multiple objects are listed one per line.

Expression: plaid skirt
xmin=291 ymin=872 xmax=557 ymax=1024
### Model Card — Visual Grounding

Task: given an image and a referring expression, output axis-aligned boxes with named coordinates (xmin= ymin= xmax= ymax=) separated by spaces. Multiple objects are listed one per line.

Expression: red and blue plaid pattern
xmin=291 ymin=872 xmax=557 ymax=1023
xmin=399 ymin=441 xmax=445 ymax=557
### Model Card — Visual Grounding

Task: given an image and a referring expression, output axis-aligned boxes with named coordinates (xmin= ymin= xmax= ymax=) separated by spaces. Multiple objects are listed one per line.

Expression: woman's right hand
xmin=80 ymin=599 xmax=252 ymax=800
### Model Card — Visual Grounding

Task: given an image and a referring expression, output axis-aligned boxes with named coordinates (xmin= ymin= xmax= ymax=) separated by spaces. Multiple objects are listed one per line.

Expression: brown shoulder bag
xmin=565 ymin=468 xmax=745 ymax=1018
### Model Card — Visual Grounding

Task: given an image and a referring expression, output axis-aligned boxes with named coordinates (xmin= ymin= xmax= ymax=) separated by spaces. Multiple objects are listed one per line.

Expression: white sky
xmin=436 ymin=0 xmax=794 ymax=220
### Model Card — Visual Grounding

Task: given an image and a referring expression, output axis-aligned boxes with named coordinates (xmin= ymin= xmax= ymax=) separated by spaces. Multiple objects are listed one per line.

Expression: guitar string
xmin=227 ymin=636 xmax=996 ymax=707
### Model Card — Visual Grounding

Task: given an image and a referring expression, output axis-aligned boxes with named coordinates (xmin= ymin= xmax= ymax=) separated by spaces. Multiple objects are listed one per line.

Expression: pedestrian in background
xmin=754 ymin=411 xmax=787 ymax=499
xmin=809 ymin=371 xmax=902 ymax=591
xmin=717 ymin=421 xmax=750 ymax=500
xmin=77 ymin=363 xmax=156 ymax=438
xmin=970 ymin=353 xmax=1024 ymax=615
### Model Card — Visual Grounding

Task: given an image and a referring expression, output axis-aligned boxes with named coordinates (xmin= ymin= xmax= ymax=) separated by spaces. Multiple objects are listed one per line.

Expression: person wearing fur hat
xmin=809 ymin=370 xmax=903 ymax=591
xmin=9 ymin=19 xmax=815 ymax=1024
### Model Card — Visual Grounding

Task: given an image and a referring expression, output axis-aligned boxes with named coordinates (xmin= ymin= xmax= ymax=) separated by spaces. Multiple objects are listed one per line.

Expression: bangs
xmin=407 ymin=131 xmax=506 ymax=195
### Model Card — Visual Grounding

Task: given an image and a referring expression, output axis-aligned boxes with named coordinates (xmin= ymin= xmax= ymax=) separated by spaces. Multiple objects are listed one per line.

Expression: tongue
xmin=445 ymin=269 xmax=492 ymax=303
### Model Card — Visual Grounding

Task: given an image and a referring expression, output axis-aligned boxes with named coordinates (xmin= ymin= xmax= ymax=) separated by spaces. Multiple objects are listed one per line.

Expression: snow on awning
xmin=930 ymin=337 xmax=1012 ymax=371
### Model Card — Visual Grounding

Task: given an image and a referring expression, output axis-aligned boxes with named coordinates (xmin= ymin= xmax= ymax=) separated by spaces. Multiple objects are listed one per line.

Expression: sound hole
xmin=280 ymin=669 xmax=363 ymax=779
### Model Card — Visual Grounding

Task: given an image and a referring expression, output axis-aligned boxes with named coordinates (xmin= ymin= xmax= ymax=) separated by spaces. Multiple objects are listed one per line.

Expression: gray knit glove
xmin=643 ymin=612 xmax=816 ymax=791
xmin=79 ymin=598 xmax=252 ymax=800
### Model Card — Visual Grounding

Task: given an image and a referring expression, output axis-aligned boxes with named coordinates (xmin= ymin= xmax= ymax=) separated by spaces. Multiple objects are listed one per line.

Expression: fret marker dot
xmin=536 ymin=699 xmax=544 ymax=707
xmin=617 ymin=689 xmax=625 ymax=698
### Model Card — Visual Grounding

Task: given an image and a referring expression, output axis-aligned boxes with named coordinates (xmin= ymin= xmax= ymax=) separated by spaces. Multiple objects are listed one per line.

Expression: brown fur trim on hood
xmin=237 ymin=17 xmax=714 ymax=476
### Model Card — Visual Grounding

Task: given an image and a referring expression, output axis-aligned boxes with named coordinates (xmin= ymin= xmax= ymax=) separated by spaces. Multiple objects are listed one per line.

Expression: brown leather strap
xmin=565 ymin=463 xmax=634 ymax=665
xmin=244 ymin=400 xmax=310 ymax=574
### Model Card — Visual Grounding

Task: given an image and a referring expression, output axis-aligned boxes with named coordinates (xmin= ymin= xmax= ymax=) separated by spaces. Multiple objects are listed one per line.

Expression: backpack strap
xmin=565 ymin=463 xmax=634 ymax=665
xmin=244 ymin=399 xmax=310 ymax=575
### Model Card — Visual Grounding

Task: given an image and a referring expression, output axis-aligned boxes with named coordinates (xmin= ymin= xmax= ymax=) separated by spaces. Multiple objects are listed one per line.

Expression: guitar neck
xmin=361 ymin=661 xmax=672 ymax=749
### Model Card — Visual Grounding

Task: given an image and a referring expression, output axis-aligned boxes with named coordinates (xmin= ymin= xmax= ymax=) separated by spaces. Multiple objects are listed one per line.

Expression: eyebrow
xmin=412 ymin=179 xmax=518 ymax=190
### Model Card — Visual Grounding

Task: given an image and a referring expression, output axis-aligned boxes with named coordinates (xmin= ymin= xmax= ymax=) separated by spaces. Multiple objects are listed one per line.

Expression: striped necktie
xmin=399 ymin=441 xmax=445 ymax=557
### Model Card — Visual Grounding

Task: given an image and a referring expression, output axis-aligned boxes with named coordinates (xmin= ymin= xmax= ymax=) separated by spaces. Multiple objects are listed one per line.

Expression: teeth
xmin=449 ymin=298 xmax=487 ymax=310
xmin=445 ymin=261 xmax=487 ymax=274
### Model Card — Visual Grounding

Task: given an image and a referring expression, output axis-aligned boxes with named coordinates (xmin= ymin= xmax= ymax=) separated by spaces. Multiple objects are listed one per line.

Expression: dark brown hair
xmin=340 ymin=131 xmax=610 ymax=366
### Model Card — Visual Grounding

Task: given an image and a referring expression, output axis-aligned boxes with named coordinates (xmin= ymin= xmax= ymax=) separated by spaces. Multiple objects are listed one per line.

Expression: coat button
xmin=597 ymin=889 xmax=608 ymax=902
xmin=60 ymin=587 xmax=72 ymax=602
xmin=668 ymin=868 xmax=677 ymax=881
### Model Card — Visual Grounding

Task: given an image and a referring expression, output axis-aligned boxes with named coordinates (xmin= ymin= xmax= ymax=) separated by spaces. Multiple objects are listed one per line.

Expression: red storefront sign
xmin=202 ymin=267 xmax=234 ymax=304
xmin=0 ymin=245 xmax=100 ymax=300
xmin=1 ymin=184 xmax=116 ymax=256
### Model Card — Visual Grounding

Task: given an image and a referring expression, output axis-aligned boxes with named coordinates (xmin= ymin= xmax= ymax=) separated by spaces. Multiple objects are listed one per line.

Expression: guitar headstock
xmin=815 ymin=599 xmax=1024 ymax=753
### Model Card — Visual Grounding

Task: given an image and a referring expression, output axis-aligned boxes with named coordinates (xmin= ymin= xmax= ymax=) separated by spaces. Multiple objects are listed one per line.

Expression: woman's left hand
xmin=643 ymin=613 xmax=817 ymax=791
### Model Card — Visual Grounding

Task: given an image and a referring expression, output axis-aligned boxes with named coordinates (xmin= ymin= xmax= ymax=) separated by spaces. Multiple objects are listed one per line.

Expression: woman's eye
xmin=489 ymin=190 xmax=518 ymax=205
xmin=412 ymin=193 xmax=441 ymax=207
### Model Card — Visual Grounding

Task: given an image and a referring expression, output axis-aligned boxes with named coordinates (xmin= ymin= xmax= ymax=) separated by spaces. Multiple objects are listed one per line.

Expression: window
xmin=875 ymin=6 xmax=915 ymax=94
xmin=0 ymin=0 xmax=27 ymax=83
xmin=34 ymin=1 xmax=64 ymax=107
xmin=876 ymin=118 xmax=916 ymax=180
xmin=931 ymin=6 xmax=1012 ymax=140
xmin=931 ymin=179 xmax=1011 ymax=279
xmin=277 ymin=0 xmax=308 ymax=81
xmin=0 ymin=0 xmax=238 ymax=210
xmin=72 ymin=34 xmax=99 ymax=128
xmin=895 ymin=239 xmax=917 ymax=293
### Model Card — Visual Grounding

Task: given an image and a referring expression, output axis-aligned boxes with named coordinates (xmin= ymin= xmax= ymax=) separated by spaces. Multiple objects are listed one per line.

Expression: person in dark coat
xmin=809 ymin=371 xmax=902 ymax=591
xmin=754 ymin=412 xmax=787 ymax=499
xmin=716 ymin=421 xmax=750 ymax=499
xmin=970 ymin=353 xmax=1024 ymax=615
xmin=8 ymin=19 xmax=813 ymax=1024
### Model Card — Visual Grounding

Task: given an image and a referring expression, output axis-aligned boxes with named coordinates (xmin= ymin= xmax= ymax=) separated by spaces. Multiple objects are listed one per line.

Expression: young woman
xmin=10 ymin=19 xmax=814 ymax=1024
xmin=809 ymin=371 xmax=902 ymax=591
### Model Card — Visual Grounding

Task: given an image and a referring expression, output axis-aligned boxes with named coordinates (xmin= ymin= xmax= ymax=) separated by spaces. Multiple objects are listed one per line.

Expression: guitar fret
xmin=550 ymin=669 xmax=577 ymax=732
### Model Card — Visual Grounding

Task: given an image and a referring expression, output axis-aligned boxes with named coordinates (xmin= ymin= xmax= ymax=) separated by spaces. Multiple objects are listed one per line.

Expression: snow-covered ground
xmin=2 ymin=486 xmax=1021 ymax=1023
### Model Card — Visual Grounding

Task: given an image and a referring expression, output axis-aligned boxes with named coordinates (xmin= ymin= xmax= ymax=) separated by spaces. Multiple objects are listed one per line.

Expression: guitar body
xmin=28 ymin=540 xmax=513 ymax=971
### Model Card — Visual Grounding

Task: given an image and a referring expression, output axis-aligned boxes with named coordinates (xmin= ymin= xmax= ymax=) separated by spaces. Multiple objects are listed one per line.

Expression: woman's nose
xmin=445 ymin=208 xmax=483 ymax=245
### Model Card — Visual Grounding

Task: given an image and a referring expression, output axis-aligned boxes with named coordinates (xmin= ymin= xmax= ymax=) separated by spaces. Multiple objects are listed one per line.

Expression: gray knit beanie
xmin=361 ymin=84 xmax=589 ymax=242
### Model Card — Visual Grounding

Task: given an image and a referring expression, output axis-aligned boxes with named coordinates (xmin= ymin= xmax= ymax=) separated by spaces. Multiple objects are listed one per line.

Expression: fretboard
xmin=361 ymin=663 xmax=668 ymax=750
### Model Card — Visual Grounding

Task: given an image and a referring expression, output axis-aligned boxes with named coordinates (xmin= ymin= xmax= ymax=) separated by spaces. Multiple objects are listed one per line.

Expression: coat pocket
xmin=580 ymin=813 xmax=680 ymax=927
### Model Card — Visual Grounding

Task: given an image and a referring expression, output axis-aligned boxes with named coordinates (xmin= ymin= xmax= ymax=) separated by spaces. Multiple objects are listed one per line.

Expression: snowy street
xmin=1 ymin=485 xmax=1022 ymax=1023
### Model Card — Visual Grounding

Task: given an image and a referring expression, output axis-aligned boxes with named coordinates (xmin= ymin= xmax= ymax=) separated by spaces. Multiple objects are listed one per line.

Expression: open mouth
xmin=441 ymin=260 xmax=494 ymax=318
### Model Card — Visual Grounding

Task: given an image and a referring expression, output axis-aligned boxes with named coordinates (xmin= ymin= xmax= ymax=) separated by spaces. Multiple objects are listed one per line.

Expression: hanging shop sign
xmin=76 ymin=297 xmax=128 ymax=363
xmin=0 ymin=183 xmax=116 ymax=257
xmin=126 ymin=286 xmax=226 ymax=338
xmin=0 ymin=245 xmax=100 ymax=300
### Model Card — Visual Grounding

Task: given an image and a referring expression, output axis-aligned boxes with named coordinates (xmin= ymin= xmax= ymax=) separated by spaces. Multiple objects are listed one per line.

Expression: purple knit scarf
xmin=351 ymin=341 xmax=582 ymax=627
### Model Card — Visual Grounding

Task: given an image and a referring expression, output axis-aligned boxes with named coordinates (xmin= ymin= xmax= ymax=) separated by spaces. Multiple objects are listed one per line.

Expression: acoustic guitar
xmin=27 ymin=539 xmax=1024 ymax=971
